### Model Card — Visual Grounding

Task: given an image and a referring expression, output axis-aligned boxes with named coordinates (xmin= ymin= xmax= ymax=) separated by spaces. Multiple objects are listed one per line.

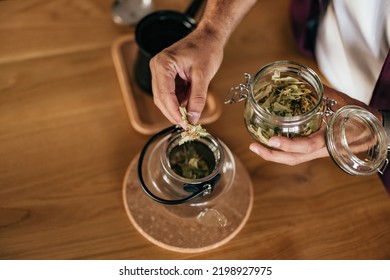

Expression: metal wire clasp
xmin=321 ymin=97 xmax=337 ymax=126
xmin=378 ymin=158 xmax=389 ymax=175
xmin=224 ymin=73 xmax=251 ymax=104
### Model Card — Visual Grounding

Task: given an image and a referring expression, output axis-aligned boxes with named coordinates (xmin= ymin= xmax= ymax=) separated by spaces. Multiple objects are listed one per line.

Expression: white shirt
xmin=315 ymin=0 xmax=390 ymax=105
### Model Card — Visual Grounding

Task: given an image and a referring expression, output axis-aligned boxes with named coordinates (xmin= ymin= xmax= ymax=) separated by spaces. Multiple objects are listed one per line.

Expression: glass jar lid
xmin=326 ymin=105 xmax=388 ymax=175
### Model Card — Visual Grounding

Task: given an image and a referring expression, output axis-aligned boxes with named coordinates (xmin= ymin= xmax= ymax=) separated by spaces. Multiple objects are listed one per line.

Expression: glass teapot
xmin=225 ymin=61 xmax=388 ymax=176
xmin=137 ymin=125 xmax=236 ymax=226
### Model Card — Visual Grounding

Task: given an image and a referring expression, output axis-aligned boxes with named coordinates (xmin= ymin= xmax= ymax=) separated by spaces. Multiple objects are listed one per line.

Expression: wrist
xmin=197 ymin=0 xmax=257 ymax=46
xmin=196 ymin=18 xmax=232 ymax=47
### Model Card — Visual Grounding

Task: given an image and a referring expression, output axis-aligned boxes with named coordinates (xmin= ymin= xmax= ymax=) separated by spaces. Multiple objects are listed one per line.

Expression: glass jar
xmin=226 ymin=61 xmax=325 ymax=147
xmin=226 ymin=60 xmax=388 ymax=176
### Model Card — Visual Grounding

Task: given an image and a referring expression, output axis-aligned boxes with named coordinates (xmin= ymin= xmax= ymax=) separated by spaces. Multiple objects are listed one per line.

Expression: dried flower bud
xmin=179 ymin=106 xmax=209 ymax=145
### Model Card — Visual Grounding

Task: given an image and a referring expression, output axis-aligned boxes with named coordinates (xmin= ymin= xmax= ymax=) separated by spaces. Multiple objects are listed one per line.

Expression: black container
xmin=134 ymin=0 xmax=203 ymax=95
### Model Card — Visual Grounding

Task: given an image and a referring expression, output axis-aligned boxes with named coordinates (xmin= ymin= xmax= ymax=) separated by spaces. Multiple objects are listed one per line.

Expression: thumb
xmin=186 ymin=76 xmax=208 ymax=124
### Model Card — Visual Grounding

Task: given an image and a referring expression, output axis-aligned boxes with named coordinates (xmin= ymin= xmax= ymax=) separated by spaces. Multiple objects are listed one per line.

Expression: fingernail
xmin=180 ymin=123 xmax=188 ymax=130
xmin=268 ymin=139 xmax=280 ymax=148
xmin=249 ymin=144 xmax=260 ymax=154
xmin=188 ymin=112 xmax=200 ymax=124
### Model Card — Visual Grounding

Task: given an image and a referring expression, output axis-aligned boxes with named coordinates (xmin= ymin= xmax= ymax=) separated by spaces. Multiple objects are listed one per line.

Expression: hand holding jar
xmin=227 ymin=61 xmax=388 ymax=176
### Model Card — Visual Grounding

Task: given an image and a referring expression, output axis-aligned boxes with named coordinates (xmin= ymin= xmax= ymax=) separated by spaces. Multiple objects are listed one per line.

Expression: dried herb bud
xmin=246 ymin=69 xmax=321 ymax=145
xmin=254 ymin=70 xmax=318 ymax=118
xmin=169 ymin=141 xmax=214 ymax=179
xmin=179 ymin=106 xmax=209 ymax=145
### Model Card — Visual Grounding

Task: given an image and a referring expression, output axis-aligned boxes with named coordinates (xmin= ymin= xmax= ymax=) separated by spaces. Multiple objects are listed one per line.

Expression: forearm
xmin=324 ymin=85 xmax=383 ymax=122
xmin=197 ymin=0 xmax=258 ymax=46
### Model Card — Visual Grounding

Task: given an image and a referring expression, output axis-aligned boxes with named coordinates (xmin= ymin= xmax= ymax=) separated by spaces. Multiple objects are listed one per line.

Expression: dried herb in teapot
xmin=179 ymin=105 xmax=209 ymax=145
xmin=169 ymin=141 xmax=214 ymax=179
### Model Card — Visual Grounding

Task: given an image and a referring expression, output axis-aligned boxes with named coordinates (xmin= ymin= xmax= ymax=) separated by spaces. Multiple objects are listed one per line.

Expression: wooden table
xmin=1 ymin=0 xmax=389 ymax=260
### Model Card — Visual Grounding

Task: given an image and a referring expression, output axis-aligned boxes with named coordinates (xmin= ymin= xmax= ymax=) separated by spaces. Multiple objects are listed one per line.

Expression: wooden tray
xmin=111 ymin=34 xmax=223 ymax=135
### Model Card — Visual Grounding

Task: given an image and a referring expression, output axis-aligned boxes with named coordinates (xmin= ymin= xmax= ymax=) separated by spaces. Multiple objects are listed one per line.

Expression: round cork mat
xmin=122 ymin=152 xmax=253 ymax=253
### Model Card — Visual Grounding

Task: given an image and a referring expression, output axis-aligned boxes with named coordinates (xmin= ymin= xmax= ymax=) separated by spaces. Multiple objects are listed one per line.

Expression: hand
xmin=149 ymin=0 xmax=257 ymax=128
xmin=249 ymin=127 xmax=329 ymax=165
xmin=149 ymin=27 xmax=224 ymax=128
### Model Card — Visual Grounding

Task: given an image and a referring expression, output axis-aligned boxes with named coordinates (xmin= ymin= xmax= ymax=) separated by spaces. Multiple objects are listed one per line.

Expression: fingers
xmin=249 ymin=130 xmax=329 ymax=165
xmin=150 ymin=54 xmax=184 ymax=126
xmin=150 ymin=49 xmax=210 ymax=126
xmin=267 ymin=129 xmax=326 ymax=153
xmin=149 ymin=30 xmax=223 ymax=127
xmin=186 ymin=71 xmax=208 ymax=124
xmin=249 ymin=142 xmax=329 ymax=165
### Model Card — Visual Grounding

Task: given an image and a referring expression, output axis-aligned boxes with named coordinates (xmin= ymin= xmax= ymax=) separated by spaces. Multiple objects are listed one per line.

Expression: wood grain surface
xmin=1 ymin=0 xmax=389 ymax=260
